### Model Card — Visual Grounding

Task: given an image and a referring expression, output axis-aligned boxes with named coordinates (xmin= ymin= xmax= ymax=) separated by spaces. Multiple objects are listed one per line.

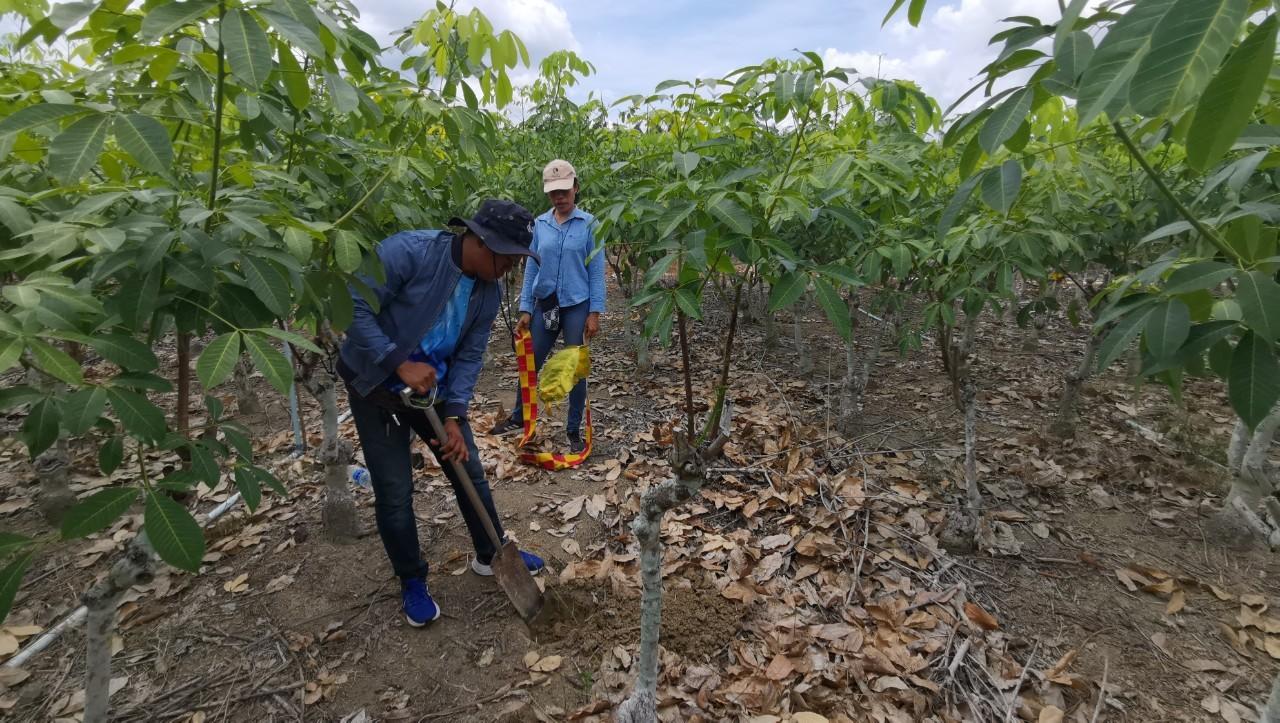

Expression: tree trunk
xmin=35 ymin=437 xmax=74 ymax=526
xmin=176 ymin=333 xmax=191 ymax=438
xmin=616 ymin=438 xmax=707 ymax=723
xmin=1049 ymin=330 xmax=1098 ymax=439
xmin=1021 ymin=313 xmax=1046 ymax=352
xmin=83 ymin=535 xmax=154 ymax=723
xmin=1211 ymin=405 xmax=1280 ymax=549
xmin=233 ymin=356 xmax=263 ymax=417
xmin=25 ymin=364 xmax=74 ymax=525
xmin=940 ymin=310 xmax=982 ymax=551
xmin=295 ymin=330 xmax=358 ymax=542
xmin=1263 ymin=670 xmax=1280 ymax=723
xmin=793 ymin=294 xmax=812 ymax=375
xmin=839 ymin=297 xmax=889 ymax=435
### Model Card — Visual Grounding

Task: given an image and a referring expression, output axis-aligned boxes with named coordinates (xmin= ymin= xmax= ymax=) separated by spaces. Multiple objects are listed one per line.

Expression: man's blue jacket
xmin=338 ymin=230 xmax=498 ymax=419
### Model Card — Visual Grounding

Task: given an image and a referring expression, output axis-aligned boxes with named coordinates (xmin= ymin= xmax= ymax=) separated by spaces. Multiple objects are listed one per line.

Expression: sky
xmin=350 ymin=0 xmax=1076 ymax=113
xmin=0 ymin=0 xmax=1075 ymax=114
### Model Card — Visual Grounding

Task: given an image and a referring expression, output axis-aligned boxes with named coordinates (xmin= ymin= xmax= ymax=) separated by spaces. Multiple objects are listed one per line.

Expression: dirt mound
xmin=531 ymin=578 xmax=742 ymax=661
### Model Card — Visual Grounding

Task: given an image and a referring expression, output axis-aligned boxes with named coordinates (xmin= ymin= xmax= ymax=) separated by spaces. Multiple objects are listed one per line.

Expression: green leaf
xmin=0 ymin=337 xmax=21 ymax=375
xmin=240 ymin=257 xmax=292 ymax=317
xmin=1236 ymin=270 xmax=1280 ymax=342
xmin=21 ymin=398 xmax=60 ymax=459
xmin=979 ymin=88 xmax=1032 ymax=154
xmin=767 ymin=271 xmax=808 ymax=312
xmin=1097 ymin=305 xmax=1157 ymax=372
xmin=708 ymin=197 xmax=753 ymax=236
xmin=0 ymin=533 xmax=33 ymax=560
xmin=0 ymin=103 xmax=93 ymax=138
xmin=196 ymin=332 xmax=242 ymax=389
xmin=324 ymin=71 xmax=359 ymax=114
xmin=222 ymin=9 xmax=273 ymax=90
xmin=61 ymin=488 xmax=138 ymax=539
xmin=242 ymin=333 xmax=293 ymax=396
xmin=254 ymin=465 xmax=287 ymax=496
xmin=259 ymin=8 xmax=325 ymax=60
xmin=63 ymin=387 xmax=107 ymax=436
xmin=276 ymin=41 xmax=311 ymax=111
xmin=90 ymin=334 xmax=159 ymax=373
xmin=673 ymin=151 xmax=700 ymax=178
xmin=907 ymin=0 xmax=926 ymax=26
xmin=188 ymin=442 xmax=220 ymax=486
xmin=106 ymin=388 xmax=166 ymax=443
xmin=813 ymin=278 xmax=851 ymax=342
xmin=1163 ymin=260 xmax=1236 ymax=295
xmin=112 ymin=268 xmax=160 ymax=329
xmin=1187 ymin=15 xmax=1278 ymax=171
xmin=0 ymin=553 xmax=33 ymax=624
xmin=255 ymin=326 xmax=321 ymax=354
xmin=140 ymin=0 xmax=216 ymax=39
xmin=1144 ymin=299 xmax=1191 ymax=361
xmin=113 ymin=114 xmax=175 ymax=176
xmin=938 ymin=174 xmax=981 ymax=239
xmin=48 ymin=113 xmax=111 ymax=184
xmin=1076 ymin=0 xmax=1177 ymax=126
xmin=1129 ymin=0 xmax=1249 ymax=117
xmin=980 ymin=160 xmax=1022 ymax=216
xmin=0 ymin=385 xmax=40 ymax=411
xmin=1228 ymin=331 xmax=1280 ymax=429
xmin=334 ymin=230 xmax=362 ymax=273
xmin=27 ymin=337 xmax=83 ymax=385
xmin=99 ymin=436 xmax=124 ymax=474
xmin=673 ymin=287 xmax=702 ymax=321
xmin=145 ymin=491 xmax=204 ymax=573
xmin=234 ymin=467 xmax=262 ymax=512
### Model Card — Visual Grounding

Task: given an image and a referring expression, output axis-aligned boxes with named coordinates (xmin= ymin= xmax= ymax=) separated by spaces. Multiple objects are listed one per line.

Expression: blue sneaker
xmin=470 ymin=550 xmax=545 ymax=577
xmin=401 ymin=578 xmax=441 ymax=627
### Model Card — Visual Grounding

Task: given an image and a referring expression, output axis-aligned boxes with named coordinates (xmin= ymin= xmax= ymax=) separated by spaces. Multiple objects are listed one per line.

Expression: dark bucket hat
xmin=449 ymin=199 xmax=539 ymax=264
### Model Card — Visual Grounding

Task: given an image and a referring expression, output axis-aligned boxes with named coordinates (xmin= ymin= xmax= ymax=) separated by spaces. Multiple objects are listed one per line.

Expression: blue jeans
xmin=346 ymin=387 xmax=505 ymax=580
xmin=509 ymin=299 xmax=588 ymax=435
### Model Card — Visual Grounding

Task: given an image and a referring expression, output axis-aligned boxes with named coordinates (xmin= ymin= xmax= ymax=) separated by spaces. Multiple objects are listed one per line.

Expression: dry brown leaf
xmin=223 ymin=574 xmax=249 ymax=594
xmin=1265 ymin=636 xmax=1280 ymax=660
xmin=0 ymin=667 xmax=30 ymax=686
xmin=871 ymin=676 xmax=909 ymax=692
xmin=522 ymin=651 xmax=540 ymax=669
xmin=561 ymin=539 xmax=581 ymax=557
xmin=265 ymin=574 xmax=294 ymax=594
xmin=531 ymin=655 xmax=563 ymax=672
xmin=1185 ymin=659 xmax=1228 ymax=673
xmin=1166 ymin=590 xmax=1186 ymax=616
xmin=791 ymin=714 xmax=830 ymax=723
xmin=963 ymin=602 xmax=999 ymax=631
xmin=1044 ymin=649 xmax=1077 ymax=679
xmin=560 ymin=496 xmax=586 ymax=521
xmin=1038 ymin=706 xmax=1065 ymax=723
xmin=3 ymin=625 xmax=41 ymax=638
xmin=0 ymin=632 xmax=17 ymax=657
xmin=1240 ymin=593 xmax=1268 ymax=609
xmin=764 ymin=654 xmax=795 ymax=681
xmin=1208 ymin=584 xmax=1233 ymax=601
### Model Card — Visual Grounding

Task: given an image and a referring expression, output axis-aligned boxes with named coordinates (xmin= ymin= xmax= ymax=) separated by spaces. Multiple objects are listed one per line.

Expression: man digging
xmin=337 ymin=199 xmax=546 ymax=626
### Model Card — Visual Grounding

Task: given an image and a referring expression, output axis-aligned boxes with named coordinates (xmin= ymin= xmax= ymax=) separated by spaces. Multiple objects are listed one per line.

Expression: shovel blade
xmin=492 ymin=541 xmax=544 ymax=621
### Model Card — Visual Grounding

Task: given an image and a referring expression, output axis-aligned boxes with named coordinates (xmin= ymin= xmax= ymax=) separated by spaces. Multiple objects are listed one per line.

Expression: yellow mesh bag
xmin=537 ymin=345 xmax=590 ymax=406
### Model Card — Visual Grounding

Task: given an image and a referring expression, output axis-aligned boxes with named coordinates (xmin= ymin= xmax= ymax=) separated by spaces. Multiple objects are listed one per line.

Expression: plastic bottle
xmin=349 ymin=466 xmax=371 ymax=488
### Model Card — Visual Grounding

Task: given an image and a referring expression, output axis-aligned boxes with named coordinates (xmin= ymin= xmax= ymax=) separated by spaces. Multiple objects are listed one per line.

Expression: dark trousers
xmin=346 ymin=387 xmax=505 ymax=580
xmin=509 ymin=299 xmax=589 ymax=434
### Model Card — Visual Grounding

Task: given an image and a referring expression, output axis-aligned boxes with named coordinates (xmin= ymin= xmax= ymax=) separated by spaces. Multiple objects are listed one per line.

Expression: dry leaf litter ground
xmin=0 ymin=277 xmax=1277 ymax=722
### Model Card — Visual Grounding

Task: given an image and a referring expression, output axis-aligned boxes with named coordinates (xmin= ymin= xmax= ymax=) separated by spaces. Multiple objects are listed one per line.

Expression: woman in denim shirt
xmin=490 ymin=159 xmax=604 ymax=452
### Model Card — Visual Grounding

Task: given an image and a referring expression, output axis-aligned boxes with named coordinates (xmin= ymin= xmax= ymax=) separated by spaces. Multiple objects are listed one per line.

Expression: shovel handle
xmin=421 ymin=405 xmax=504 ymax=551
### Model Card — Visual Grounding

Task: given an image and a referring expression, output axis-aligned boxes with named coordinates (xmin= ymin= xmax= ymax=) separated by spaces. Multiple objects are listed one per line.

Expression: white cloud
xmin=822 ymin=0 xmax=1101 ymax=115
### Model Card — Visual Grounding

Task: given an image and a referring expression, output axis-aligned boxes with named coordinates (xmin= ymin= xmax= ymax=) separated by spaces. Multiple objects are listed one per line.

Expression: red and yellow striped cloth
xmin=514 ymin=329 xmax=592 ymax=470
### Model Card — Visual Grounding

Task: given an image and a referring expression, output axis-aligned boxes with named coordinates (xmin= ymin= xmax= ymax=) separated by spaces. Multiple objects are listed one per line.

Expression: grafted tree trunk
xmin=839 ymin=296 xmax=889 ymax=435
xmin=295 ymin=327 xmax=357 ymax=541
xmin=83 ymin=535 xmax=154 ymax=723
xmin=175 ymin=333 xmax=191 ymax=438
xmin=793 ymin=293 xmax=812 ymax=375
xmin=232 ymin=356 xmax=263 ymax=417
xmin=1049 ymin=330 xmax=1098 ymax=439
xmin=1211 ymin=406 xmax=1280 ymax=549
xmin=939 ymin=309 xmax=982 ymax=552
xmin=25 ymin=364 xmax=74 ymax=525
xmin=616 ymin=430 xmax=726 ymax=723
xmin=1262 ymin=672 xmax=1280 ymax=723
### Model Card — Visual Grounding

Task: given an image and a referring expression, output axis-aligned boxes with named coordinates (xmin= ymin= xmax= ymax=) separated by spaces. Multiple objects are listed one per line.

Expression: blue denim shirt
xmin=338 ymin=230 xmax=498 ymax=419
xmin=519 ymin=207 xmax=605 ymax=314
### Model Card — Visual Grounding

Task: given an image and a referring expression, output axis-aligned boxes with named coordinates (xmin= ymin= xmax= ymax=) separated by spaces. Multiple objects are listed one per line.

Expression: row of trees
xmin=2 ymin=0 xmax=1278 ymax=718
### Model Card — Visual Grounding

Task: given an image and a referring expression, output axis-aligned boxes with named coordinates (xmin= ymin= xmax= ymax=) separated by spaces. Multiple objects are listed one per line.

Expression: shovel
xmin=404 ymin=388 xmax=544 ymax=621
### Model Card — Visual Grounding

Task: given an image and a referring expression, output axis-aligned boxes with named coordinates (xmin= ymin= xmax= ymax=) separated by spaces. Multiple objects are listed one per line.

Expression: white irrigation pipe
xmin=4 ymin=446 xmax=309 ymax=670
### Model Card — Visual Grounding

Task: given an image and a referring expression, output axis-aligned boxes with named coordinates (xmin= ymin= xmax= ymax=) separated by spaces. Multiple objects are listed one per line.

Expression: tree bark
xmin=232 ymin=356 xmax=263 ymax=417
xmin=616 ymin=436 xmax=710 ymax=723
xmin=176 ymin=333 xmax=191 ymax=438
xmin=1212 ymin=405 xmax=1280 ymax=549
xmin=793 ymin=294 xmax=812 ymax=375
xmin=83 ymin=535 xmax=154 ymax=723
xmin=295 ymin=329 xmax=358 ymax=541
xmin=1049 ymin=330 xmax=1098 ymax=439
xmin=840 ymin=297 xmax=889 ymax=435
xmin=25 ymin=364 xmax=74 ymax=525
xmin=940 ymin=309 xmax=982 ymax=551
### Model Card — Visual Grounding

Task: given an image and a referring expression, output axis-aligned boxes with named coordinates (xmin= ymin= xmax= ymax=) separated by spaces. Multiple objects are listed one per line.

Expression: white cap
xmin=542 ymin=159 xmax=577 ymax=193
